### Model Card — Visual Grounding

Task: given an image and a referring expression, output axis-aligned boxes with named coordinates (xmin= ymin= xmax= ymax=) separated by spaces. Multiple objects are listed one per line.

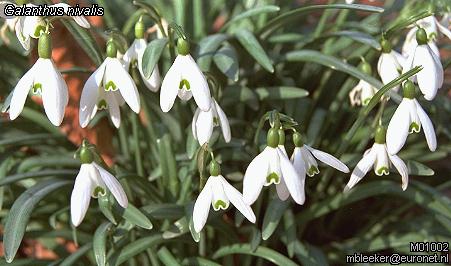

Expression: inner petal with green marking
xmin=98 ymin=99 xmax=108 ymax=110
xmin=213 ymin=116 xmax=219 ymax=126
xmin=33 ymin=25 xmax=46 ymax=38
xmin=409 ymin=122 xmax=420 ymax=133
xmin=266 ymin=172 xmax=280 ymax=185
xmin=376 ymin=166 xmax=389 ymax=176
xmin=213 ymin=199 xmax=228 ymax=211
xmin=307 ymin=165 xmax=320 ymax=177
xmin=32 ymin=83 xmax=42 ymax=95
xmin=105 ymin=81 xmax=118 ymax=91
xmin=93 ymin=186 xmax=106 ymax=198
xmin=179 ymin=79 xmax=191 ymax=90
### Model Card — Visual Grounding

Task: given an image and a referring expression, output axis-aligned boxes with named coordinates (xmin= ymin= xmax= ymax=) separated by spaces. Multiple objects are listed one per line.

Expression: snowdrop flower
xmin=349 ymin=61 xmax=378 ymax=106
xmin=123 ymin=18 xmax=161 ymax=92
xmin=71 ymin=141 xmax=128 ymax=226
xmin=160 ymin=38 xmax=211 ymax=112
xmin=402 ymin=28 xmax=443 ymax=101
xmin=193 ymin=160 xmax=255 ymax=233
xmin=377 ymin=38 xmax=405 ymax=92
xmin=344 ymin=126 xmax=409 ymax=192
xmin=242 ymin=128 xmax=304 ymax=205
xmin=0 ymin=2 xmax=90 ymax=50
xmin=386 ymin=81 xmax=437 ymax=155
xmin=79 ymin=40 xmax=140 ymax=128
xmin=192 ymin=97 xmax=231 ymax=145
xmin=9 ymin=32 xmax=68 ymax=126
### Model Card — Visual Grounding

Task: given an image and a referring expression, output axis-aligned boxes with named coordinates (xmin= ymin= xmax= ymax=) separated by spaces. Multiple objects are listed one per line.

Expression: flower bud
xmin=380 ymin=38 xmax=392 ymax=53
xmin=106 ymin=40 xmax=117 ymax=58
xmin=135 ymin=18 xmax=145 ymax=39
xmin=374 ymin=126 xmax=386 ymax=144
xmin=209 ymin=159 xmax=221 ymax=176
xmin=416 ymin=28 xmax=428 ymax=45
xmin=177 ymin=38 xmax=190 ymax=55
xmin=360 ymin=61 xmax=372 ymax=75
xmin=402 ymin=80 xmax=416 ymax=99
xmin=267 ymin=128 xmax=279 ymax=148
xmin=292 ymin=132 xmax=304 ymax=147
xmin=278 ymin=128 xmax=285 ymax=145
xmin=38 ymin=32 xmax=52 ymax=59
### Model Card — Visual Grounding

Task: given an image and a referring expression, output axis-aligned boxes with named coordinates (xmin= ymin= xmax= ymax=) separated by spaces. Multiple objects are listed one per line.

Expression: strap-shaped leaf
xmin=235 ymin=29 xmax=274 ymax=73
xmin=255 ymin=86 xmax=309 ymax=100
xmin=93 ymin=222 xmax=113 ymax=266
xmin=222 ymin=5 xmax=280 ymax=29
xmin=107 ymin=234 xmax=163 ymax=266
xmin=197 ymin=34 xmax=229 ymax=71
xmin=261 ymin=198 xmax=289 ymax=240
xmin=113 ymin=202 xmax=153 ymax=229
xmin=213 ymin=44 xmax=239 ymax=81
xmin=213 ymin=244 xmax=298 ymax=266
xmin=142 ymin=38 xmax=169 ymax=79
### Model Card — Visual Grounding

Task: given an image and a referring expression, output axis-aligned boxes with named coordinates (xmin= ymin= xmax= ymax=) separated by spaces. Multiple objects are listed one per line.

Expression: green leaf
xmin=255 ymin=86 xmax=309 ymax=100
xmin=235 ymin=29 xmax=274 ymax=73
xmin=114 ymin=202 xmax=153 ymax=230
xmin=222 ymin=85 xmax=259 ymax=110
xmin=98 ymin=194 xmax=117 ymax=225
xmin=142 ymin=38 xmax=169 ymax=79
xmin=17 ymin=156 xmax=79 ymax=173
xmin=1 ymin=89 xmax=14 ymax=113
xmin=260 ymin=4 xmax=384 ymax=38
xmin=262 ymin=198 xmax=289 ymax=240
xmin=3 ymin=179 xmax=71 ymax=263
xmin=185 ymin=202 xmax=200 ymax=242
xmin=406 ymin=160 xmax=435 ymax=176
xmin=222 ymin=5 xmax=280 ymax=29
xmin=213 ymin=44 xmax=239 ymax=81
xmin=182 ymin=257 xmax=222 ymax=266
xmin=108 ymin=234 xmax=163 ymax=266
xmin=0 ymin=169 xmax=78 ymax=186
xmin=328 ymin=30 xmax=380 ymax=49
xmin=157 ymin=246 xmax=181 ymax=266
xmin=283 ymin=210 xmax=296 ymax=258
xmin=197 ymin=34 xmax=229 ymax=71
xmin=212 ymin=244 xmax=298 ymax=266
xmin=162 ymin=217 xmax=189 ymax=239
xmin=59 ymin=242 xmax=92 ymax=266
xmin=291 ymin=241 xmax=328 ymax=266
xmin=93 ymin=222 xmax=112 ymax=266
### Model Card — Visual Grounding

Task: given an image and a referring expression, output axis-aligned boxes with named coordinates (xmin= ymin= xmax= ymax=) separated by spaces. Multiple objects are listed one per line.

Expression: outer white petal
xmin=122 ymin=40 xmax=138 ymax=70
xmin=51 ymin=3 xmax=90 ymax=28
xmin=105 ymin=92 xmax=121 ymax=128
xmin=386 ymin=99 xmax=411 ymax=155
xmin=79 ymin=61 xmax=106 ymax=127
xmin=180 ymin=55 xmax=211 ymax=111
xmin=38 ymin=59 xmax=68 ymax=126
xmin=135 ymin=39 xmax=161 ymax=92
xmin=430 ymin=45 xmax=444 ymax=88
xmin=402 ymin=28 xmax=417 ymax=57
xmin=388 ymin=153 xmax=409 ymax=191
xmin=160 ymin=56 xmax=182 ymax=112
xmin=195 ymin=108 xmax=214 ymax=145
xmin=70 ymin=164 xmax=93 ymax=226
xmin=291 ymin=147 xmax=307 ymax=179
xmin=219 ymin=175 xmax=256 ymax=223
xmin=276 ymin=179 xmax=290 ymax=201
xmin=93 ymin=162 xmax=128 ymax=208
xmin=344 ymin=148 xmax=377 ymax=192
xmin=392 ymin=50 xmax=406 ymax=68
xmin=105 ymin=58 xmax=140 ymax=113
xmin=192 ymin=108 xmax=201 ymax=140
xmin=9 ymin=62 xmax=35 ymax=120
xmin=193 ymin=178 xmax=212 ymax=232
xmin=243 ymin=149 xmax=269 ymax=205
xmin=414 ymin=45 xmax=439 ymax=100
xmin=15 ymin=16 xmax=30 ymax=50
xmin=436 ymin=17 xmax=451 ymax=39
xmin=278 ymin=149 xmax=304 ymax=205
xmin=213 ymin=99 xmax=231 ymax=142
xmin=22 ymin=15 xmax=44 ymax=38
xmin=306 ymin=145 xmax=349 ymax=173
xmin=414 ymin=99 xmax=437 ymax=152
xmin=378 ymin=53 xmax=401 ymax=90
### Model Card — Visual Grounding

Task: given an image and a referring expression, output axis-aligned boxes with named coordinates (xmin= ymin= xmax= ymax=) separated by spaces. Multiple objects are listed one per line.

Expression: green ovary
xmin=266 ymin=172 xmax=280 ymax=184
xmin=307 ymin=165 xmax=320 ymax=177
xmin=376 ymin=166 xmax=389 ymax=176
xmin=32 ymin=83 xmax=42 ymax=94
xmin=179 ymin=79 xmax=191 ymax=90
xmin=98 ymin=99 xmax=108 ymax=110
xmin=105 ymin=81 xmax=117 ymax=91
xmin=409 ymin=122 xmax=420 ymax=133
xmin=214 ymin=200 xmax=227 ymax=210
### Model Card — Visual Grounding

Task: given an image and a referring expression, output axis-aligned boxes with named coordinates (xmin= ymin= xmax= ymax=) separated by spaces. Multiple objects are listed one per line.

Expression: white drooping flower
xmin=349 ymin=61 xmax=378 ymax=106
xmin=377 ymin=39 xmax=405 ymax=92
xmin=344 ymin=126 xmax=409 ymax=192
xmin=192 ymin=97 xmax=231 ymax=145
xmin=386 ymin=81 xmax=437 ymax=155
xmin=71 ymin=162 xmax=128 ymax=226
xmin=8 ymin=32 xmax=68 ymax=126
xmin=79 ymin=41 xmax=140 ymax=128
xmin=122 ymin=19 xmax=161 ymax=92
xmin=242 ymin=128 xmax=305 ymax=205
xmin=193 ymin=161 xmax=255 ymax=233
xmin=160 ymin=38 xmax=211 ymax=112
xmin=0 ymin=2 xmax=90 ymax=50
xmin=402 ymin=28 xmax=443 ymax=101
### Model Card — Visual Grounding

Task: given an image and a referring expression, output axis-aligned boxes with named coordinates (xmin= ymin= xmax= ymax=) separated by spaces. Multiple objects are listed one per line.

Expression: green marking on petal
xmin=307 ymin=166 xmax=320 ymax=177
xmin=362 ymin=98 xmax=371 ymax=106
xmin=33 ymin=25 xmax=46 ymax=38
xmin=105 ymin=81 xmax=117 ymax=91
xmin=32 ymin=83 xmax=42 ymax=95
xmin=266 ymin=172 xmax=280 ymax=185
xmin=376 ymin=167 xmax=389 ymax=176
xmin=98 ymin=99 xmax=108 ymax=110
xmin=409 ymin=122 xmax=420 ymax=133
xmin=213 ymin=116 xmax=219 ymax=126
xmin=93 ymin=186 xmax=106 ymax=198
xmin=213 ymin=200 xmax=228 ymax=210
xmin=429 ymin=32 xmax=437 ymax=41
xmin=179 ymin=79 xmax=191 ymax=90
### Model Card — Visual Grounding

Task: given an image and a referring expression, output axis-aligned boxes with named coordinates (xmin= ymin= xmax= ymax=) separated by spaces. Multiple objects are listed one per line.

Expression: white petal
xmin=278 ymin=149 xmax=305 ymax=205
xmin=122 ymin=40 xmax=138 ymax=69
xmin=430 ymin=45 xmax=444 ymax=88
xmin=14 ymin=16 xmax=30 ymax=50
xmin=219 ymin=175 xmax=256 ymax=223
xmin=388 ymin=153 xmax=409 ymax=191
xmin=93 ymin=163 xmax=128 ymax=208
xmin=306 ymin=145 xmax=350 ymax=173
xmin=402 ymin=28 xmax=417 ymax=57
xmin=392 ymin=50 xmax=406 ymax=68
xmin=414 ymin=45 xmax=439 ymax=100
xmin=243 ymin=149 xmax=269 ymax=205
xmin=180 ymin=55 xmax=211 ymax=111
xmin=291 ymin=147 xmax=307 ymax=179
xmin=160 ymin=56 xmax=182 ymax=112
xmin=193 ymin=178 xmax=212 ymax=233
xmin=344 ymin=148 xmax=377 ymax=192
xmin=267 ymin=148 xmax=282 ymax=185
xmin=300 ymin=146 xmax=319 ymax=177
xmin=209 ymin=176 xmax=229 ymax=210
xmin=51 ymin=3 xmax=90 ymax=28
xmin=105 ymin=58 xmax=140 ymax=113
xmin=178 ymin=88 xmax=193 ymax=101
xmin=38 ymin=59 xmax=68 ymax=126
xmin=70 ymin=164 xmax=93 ymax=226
xmin=386 ymin=99 xmax=411 ymax=155
xmin=192 ymin=108 xmax=201 ymax=140
xmin=378 ymin=53 xmax=401 ymax=90
xmin=106 ymin=92 xmax=121 ymax=128
xmin=373 ymin=143 xmax=390 ymax=176
xmin=195 ymin=109 xmax=214 ymax=145
xmin=414 ymin=99 xmax=437 ymax=152
xmin=79 ymin=61 xmax=106 ymax=127
xmin=135 ymin=39 xmax=161 ymax=92
xmin=9 ymin=62 xmax=35 ymax=120
xmin=276 ymin=179 xmax=290 ymax=201
xmin=436 ymin=17 xmax=451 ymax=39
xmin=213 ymin=98 xmax=231 ymax=142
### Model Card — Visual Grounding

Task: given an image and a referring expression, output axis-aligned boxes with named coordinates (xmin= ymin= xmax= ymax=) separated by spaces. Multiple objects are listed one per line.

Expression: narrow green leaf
xmin=283 ymin=210 xmax=296 ymax=258
xmin=114 ymin=202 xmax=153 ymax=229
xmin=235 ymin=29 xmax=274 ymax=73
xmin=291 ymin=241 xmax=329 ymax=266
xmin=182 ymin=257 xmax=222 ymax=266
xmin=162 ymin=217 xmax=189 ymax=239
xmin=142 ymin=38 xmax=169 ymax=79
xmin=108 ymin=234 xmax=163 ymax=266
xmin=197 ymin=34 xmax=229 ymax=71
xmin=255 ymin=86 xmax=309 ymax=100
xmin=222 ymin=5 xmax=280 ymax=29
xmin=93 ymin=222 xmax=112 ymax=266
xmin=213 ymin=244 xmax=298 ymax=266
xmin=3 ymin=179 xmax=71 ymax=263
xmin=213 ymin=44 xmax=239 ymax=81
xmin=0 ymin=169 xmax=77 ymax=186
xmin=185 ymin=202 xmax=200 ymax=242
xmin=406 ymin=160 xmax=435 ymax=176
xmin=98 ymin=194 xmax=117 ymax=225
xmin=59 ymin=242 xmax=92 ymax=266
xmin=249 ymin=227 xmax=261 ymax=252
xmin=222 ymin=85 xmax=259 ymax=110
xmin=157 ymin=246 xmax=181 ymax=266
xmin=328 ymin=31 xmax=380 ymax=49
xmin=262 ymin=198 xmax=289 ymax=240
xmin=186 ymin=127 xmax=198 ymax=160
xmin=17 ymin=156 xmax=79 ymax=173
